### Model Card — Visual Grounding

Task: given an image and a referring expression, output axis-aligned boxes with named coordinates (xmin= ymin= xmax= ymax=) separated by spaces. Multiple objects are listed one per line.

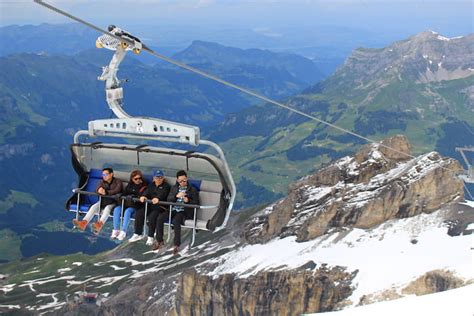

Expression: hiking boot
xmin=173 ymin=245 xmax=179 ymax=255
xmin=129 ymin=234 xmax=143 ymax=242
xmin=152 ymin=241 xmax=164 ymax=251
xmin=110 ymin=229 xmax=120 ymax=239
xmin=91 ymin=221 xmax=104 ymax=235
xmin=117 ymin=231 xmax=126 ymax=241
xmin=146 ymin=236 xmax=154 ymax=246
xmin=72 ymin=219 xmax=87 ymax=231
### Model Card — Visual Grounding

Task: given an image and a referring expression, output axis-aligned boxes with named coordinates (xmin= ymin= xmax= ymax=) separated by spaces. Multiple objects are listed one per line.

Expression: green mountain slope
xmin=211 ymin=31 xmax=474 ymax=197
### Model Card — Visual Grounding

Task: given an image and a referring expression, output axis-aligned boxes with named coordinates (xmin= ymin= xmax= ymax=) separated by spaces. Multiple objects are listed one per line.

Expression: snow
xmin=0 ymin=284 xmax=16 ymax=296
xmin=460 ymin=200 xmax=474 ymax=208
xmin=436 ymin=35 xmax=451 ymax=41
xmin=36 ymin=293 xmax=65 ymax=312
xmin=66 ymin=276 xmax=97 ymax=286
xmin=204 ymin=210 xmax=473 ymax=306
xmin=93 ymin=275 xmax=128 ymax=288
xmin=19 ymin=275 xmax=76 ymax=291
xmin=109 ymin=264 xmax=128 ymax=271
xmin=306 ymin=284 xmax=474 ymax=316
xmin=72 ymin=262 xmax=82 ymax=266
xmin=0 ymin=304 xmax=20 ymax=309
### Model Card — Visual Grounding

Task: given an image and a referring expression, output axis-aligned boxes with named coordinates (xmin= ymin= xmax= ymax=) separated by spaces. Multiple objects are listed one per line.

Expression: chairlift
xmin=50 ymin=12 xmax=237 ymax=237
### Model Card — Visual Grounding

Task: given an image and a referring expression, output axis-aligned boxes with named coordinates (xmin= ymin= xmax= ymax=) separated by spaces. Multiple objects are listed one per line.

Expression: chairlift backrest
xmin=84 ymin=169 xmax=101 ymax=205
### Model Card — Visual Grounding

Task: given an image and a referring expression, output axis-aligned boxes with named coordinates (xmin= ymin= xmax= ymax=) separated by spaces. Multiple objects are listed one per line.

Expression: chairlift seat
xmin=68 ymin=168 xmax=102 ymax=214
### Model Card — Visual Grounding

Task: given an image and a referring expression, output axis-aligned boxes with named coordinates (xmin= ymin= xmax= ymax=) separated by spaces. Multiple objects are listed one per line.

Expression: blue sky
xmin=0 ymin=0 xmax=472 ymax=54
xmin=1 ymin=0 xmax=472 ymax=35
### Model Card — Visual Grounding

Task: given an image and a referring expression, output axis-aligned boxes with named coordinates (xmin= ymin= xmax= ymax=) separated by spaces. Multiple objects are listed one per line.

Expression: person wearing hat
xmin=129 ymin=170 xmax=170 ymax=244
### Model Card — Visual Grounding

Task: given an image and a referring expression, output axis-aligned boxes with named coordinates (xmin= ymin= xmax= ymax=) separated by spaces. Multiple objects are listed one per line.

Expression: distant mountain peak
xmin=412 ymin=30 xmax=465 ymax=42
xmin=173 ymin=39 xmax=323 ymax=89
xmin=312 ymin=30 xmax=474 ymax=103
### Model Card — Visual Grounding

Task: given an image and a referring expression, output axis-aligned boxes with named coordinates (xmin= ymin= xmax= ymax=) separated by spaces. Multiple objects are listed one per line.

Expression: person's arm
xmin=167 ymin=185 xmax=178 ymax=202
xmin=96 ymin=180 xmax=105 ymax=194
xmin=187 ymin=186 xmax=200 ymax=205
xmin=107 ymin=178 xmax=122 ymax=195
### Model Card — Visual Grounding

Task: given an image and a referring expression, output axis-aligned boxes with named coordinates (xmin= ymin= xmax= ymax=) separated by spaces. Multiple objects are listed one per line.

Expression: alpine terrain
xmin=0 ymin=135 xmax=472 ymax=315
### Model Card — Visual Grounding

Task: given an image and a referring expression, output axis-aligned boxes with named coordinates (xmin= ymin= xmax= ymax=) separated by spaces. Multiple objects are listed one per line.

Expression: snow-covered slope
xmin=201 ymin=203 xmax=473 ymax=306
xmin=309 ymin=283 xmax=474 ymax=316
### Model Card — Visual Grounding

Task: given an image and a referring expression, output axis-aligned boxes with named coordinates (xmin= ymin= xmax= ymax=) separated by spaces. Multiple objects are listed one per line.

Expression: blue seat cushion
xmin=69 ymin=203 xmax=91 ymax=213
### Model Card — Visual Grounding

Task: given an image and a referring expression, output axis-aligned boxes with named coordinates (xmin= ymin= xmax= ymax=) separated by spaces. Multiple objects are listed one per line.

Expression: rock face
xmin=174 ymin=265 xmax=356 ymax=316
xmin=358 ymin=269 xmax=466 ymax=306
xmin=402 ymin=270 xmax=465 ymax=296
xmin=245 ymin=135 xmax=464 ymax=244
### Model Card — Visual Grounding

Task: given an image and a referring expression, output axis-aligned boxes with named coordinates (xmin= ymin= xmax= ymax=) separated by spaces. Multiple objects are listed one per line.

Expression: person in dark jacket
xmin=73 ymin=167 xmax=123 ymax=234
xmin=129 ymin=170 xmax=170 ymax=244
xmin=111 ymin=170 xmax=147 ymax=241
xmin=153 ymin=170 xmax=199 ymax=254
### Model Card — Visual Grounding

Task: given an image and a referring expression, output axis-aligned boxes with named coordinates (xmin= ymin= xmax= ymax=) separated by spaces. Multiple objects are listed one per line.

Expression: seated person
xmin=153 ymin=170 xmax=199 ymax=255
xmin=111 ymin=170 xmax=147 ymax=241
xmin=129 ymin=170 xmax=170 ymax=244
xmin=73 ymin=167 xmax=122 ymax=234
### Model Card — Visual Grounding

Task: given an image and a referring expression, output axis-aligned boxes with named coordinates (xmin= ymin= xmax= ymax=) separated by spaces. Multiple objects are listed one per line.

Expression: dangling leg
xmin=146 ymin=209 xmax=159 ymax=246
xmin=111 ymin=205 xmax=122 ymax=238
xmin=129 ymin=207 xmax=145 ymax=242
xmin=152 ymin=211 xmax=169 ymax=250
xmin=172 ymin=212 xmax=186 ymax=254
xmin=73 ymin=201 xmax=99 ymax=230
xmin=117 ymin=207 xmax=135 ymax=240
xmin=92 ymin=204 xmax=114 ymax=234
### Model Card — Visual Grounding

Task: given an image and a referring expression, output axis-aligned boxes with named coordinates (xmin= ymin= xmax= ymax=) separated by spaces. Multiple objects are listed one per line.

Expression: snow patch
xmin=204 ymin=210 xmax=472 ymax=306
xmin=0 ymin=283 xmax=16 ymax=294
xmin=0 ymin=304 xmax=21 ymax=309
xmin=436 ymin=35 xmax=451 ymax=41
xmin=93 ymin=275 xmax=128 ymax=288
xmin=110 ymin=264 xmax=128 ymax=271
xmin=308 ymin=284 xmax=474 ymax=316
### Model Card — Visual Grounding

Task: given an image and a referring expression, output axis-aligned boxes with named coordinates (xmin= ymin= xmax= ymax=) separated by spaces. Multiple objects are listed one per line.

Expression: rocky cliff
xmin=174 ymin=266 xmax=355 ymax=316
xmin=244 ymin=135 xmax=464 ymax=244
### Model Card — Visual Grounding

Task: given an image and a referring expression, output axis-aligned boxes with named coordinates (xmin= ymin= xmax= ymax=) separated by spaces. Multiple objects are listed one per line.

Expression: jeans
xmin=113 ymin=206 xmax=136 ymax=232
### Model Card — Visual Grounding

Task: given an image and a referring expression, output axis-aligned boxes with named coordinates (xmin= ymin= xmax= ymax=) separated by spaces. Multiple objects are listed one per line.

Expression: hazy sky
xmin=1 ymin=0 xmax=472 ymax=37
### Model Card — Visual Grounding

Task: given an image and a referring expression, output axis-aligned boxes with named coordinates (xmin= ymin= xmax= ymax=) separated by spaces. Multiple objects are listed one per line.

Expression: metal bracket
xmin=88 ymin=117 xmax=200 ymax=146
xmin=456 ymin=147 xmax=474 ymax=183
